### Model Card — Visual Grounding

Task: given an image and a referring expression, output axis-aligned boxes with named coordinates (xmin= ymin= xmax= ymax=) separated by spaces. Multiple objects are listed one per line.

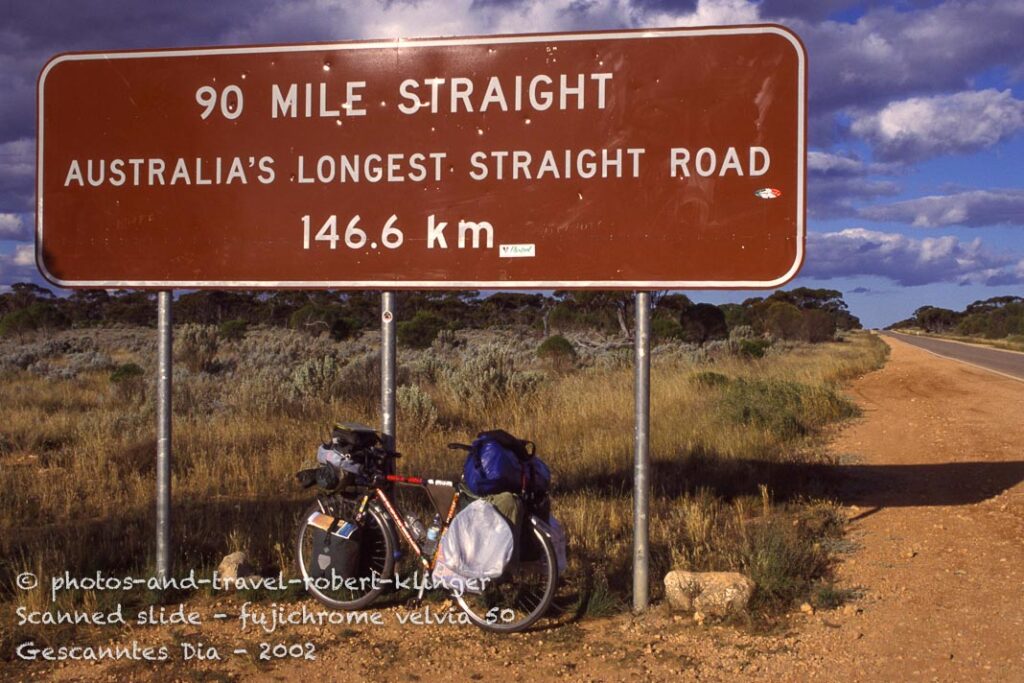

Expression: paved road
xmin=882 ymin=331 xmax=1024 ymax=381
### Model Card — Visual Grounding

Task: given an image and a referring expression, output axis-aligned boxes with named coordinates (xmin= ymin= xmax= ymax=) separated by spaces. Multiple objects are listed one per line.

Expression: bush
xmin=537 ymin=334 xmax=577 ymax=372
xmin=736 ymin=338 xmax=772 ymax=359
xmin=802 ymin=309 xmax=837 ymax=343
xmin=740 ymin=517 xmax=830 ymax=608
xmin=679 ymin=304 xmax=728 ymax=345
xmin=397 ymin=385 xmax=438 ymax=433
xmin=441 ymin=344 xmax=544 ymax=408
xmin=337 ymin=352 xmax=381 ymax=405
xmin=109 ymin=363 xmax=146 ymax=403
xmin=176 ymin=324 xmax=219 ymax=373
xmin=218 ymin=319 xmax=248 ymax=341
xmin=764 ymin=302 xmax=803 ymax=340
xmin=652 ymin=316 xmax=685 ymax=342
xmin=289 ymin=355 xmax=343 ymax=400
xmin=690 ymin=371 xmax=730 ymax=388
xmin=398 ymin=311 xmax=446 ymax=349
xmin=719 ymin=378 xmax=858 ymax=441
xmin=289 ymin=304 xmax=354 ymax=341
xmin=728 ymin=325 xmax=756 ymax=342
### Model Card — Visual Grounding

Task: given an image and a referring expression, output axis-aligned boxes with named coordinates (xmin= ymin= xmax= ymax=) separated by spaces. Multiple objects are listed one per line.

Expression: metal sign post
xmin=155 ymin=291 xmax=172 ymax=579
xmin=632 ymin=291 xmax=651 ymax=611
xmin=381 ymin=292 xmax=397 ymax=451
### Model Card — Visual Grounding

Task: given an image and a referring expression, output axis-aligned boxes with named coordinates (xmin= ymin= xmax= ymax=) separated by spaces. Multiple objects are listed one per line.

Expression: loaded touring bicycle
xmin=295 ymin=423 xmax=561 ymax=632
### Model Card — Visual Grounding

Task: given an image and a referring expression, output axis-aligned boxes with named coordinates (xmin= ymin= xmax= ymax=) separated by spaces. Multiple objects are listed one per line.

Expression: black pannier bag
xmin=295 ymin=468 xmax=318 ymax=489
xmin=476 ymin=429 xmax=535 ymax=461
xmin=331 ymin=422 xmax=381 ymax=453
xmin=308 ymin=515 xmax=361 ymax=583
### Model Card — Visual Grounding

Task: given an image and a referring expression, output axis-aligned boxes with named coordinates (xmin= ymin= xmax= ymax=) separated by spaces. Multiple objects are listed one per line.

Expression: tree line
xmin=887 ymin=296 xmax=1024 ymax=339
xmin=0 ymin=282 xmax=860 ymax=346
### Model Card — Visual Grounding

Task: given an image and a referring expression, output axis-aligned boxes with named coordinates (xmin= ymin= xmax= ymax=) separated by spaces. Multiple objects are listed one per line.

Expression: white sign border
xmin=36 ymin=24 xmax=806 ymax=290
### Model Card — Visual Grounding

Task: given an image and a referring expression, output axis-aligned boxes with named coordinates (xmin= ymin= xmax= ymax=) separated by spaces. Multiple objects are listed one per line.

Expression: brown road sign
xmin=36 ymin=25 xmax=806 ymax=290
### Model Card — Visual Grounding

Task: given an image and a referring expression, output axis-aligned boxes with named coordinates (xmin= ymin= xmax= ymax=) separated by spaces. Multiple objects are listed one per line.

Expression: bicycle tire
xmin=295 ymin=499 xmax=396 ymax=611
xmin=454 ymin=515 xmax=558 ymax=633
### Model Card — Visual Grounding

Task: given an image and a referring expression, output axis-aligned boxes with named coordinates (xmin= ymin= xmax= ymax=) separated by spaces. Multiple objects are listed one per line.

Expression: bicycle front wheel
xmin=455 ymin=516 xmax=558 ymax=633
xmin=295 ymin=499 xmax=395 ymax=611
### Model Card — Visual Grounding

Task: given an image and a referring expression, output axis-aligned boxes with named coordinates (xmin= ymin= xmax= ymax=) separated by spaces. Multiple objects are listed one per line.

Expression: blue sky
xmin=1 ymin=0 xmax=1022 ymax=327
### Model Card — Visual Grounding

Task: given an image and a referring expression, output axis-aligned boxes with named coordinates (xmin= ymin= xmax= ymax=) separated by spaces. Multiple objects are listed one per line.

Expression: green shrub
xmin=802 ymin=309 xmax=837 ymax=343
xmin=289 ymin=304 xmax=354 ymax=341
xmin=719 ymin=378 xmax=858 ymax=441
xmin=397 ymin=312 xmax=446 ymax=349
xmin=740 ymin=518 xmax=829 ymax=608
xmin=289 ymin=355 xmax=343 ymax=400
xmin=736 ymin=338 xmax=772 ymax=359
xmin=679 ymin=303 xmax=729 ymax=345
xmin=652 ymin=316 xmax=685 ymax=342
xmin=218 ymin=319 xmax=248 ymax=341
xmin=764 ymin=302 xmax=803 ymax=340
xmin=440 ymin=344 xmax=544 ymax=408
xmin=690 ymin=371 xmax=730 ymax=388
xmin=537 ymin=334 xmax=577 ymax=372
xmin=397 ymin=385 xmax=438 ymax=433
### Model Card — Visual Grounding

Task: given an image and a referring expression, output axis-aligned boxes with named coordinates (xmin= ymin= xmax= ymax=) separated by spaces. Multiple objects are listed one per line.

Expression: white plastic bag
xmin=432 ymin=500 xmax=513 ymax=594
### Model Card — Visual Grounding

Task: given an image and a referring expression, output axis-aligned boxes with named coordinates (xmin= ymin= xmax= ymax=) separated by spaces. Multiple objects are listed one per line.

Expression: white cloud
xmin=791 ymin=1 xmax=1024 ymax=112
xmin=807 ymin=151 xmax=900 ymax=177
xmin=859 ymin=189 xmax=1024 ymax=228
xmin=850 ymin=89 xmax=1024 ymax=161
xmin=0 ymin=137 xmax=34 ymax=212
xmin=0 ymin=137 xmax=32 ymax=177
xmin=13 ymin=243 xmax=33 ymax=266
xmin=643 ymin=0 xmax=760 ymax=28
xmin=0 ymin=212 xmax=28 ymax=238
xmin=0 ymin=242 xmax=41 ymax=287
xmin=806 ymin=151 xmax=902 ymax=218
xmin=804 ymin=227 xmax=1021 ymax=286
xmin=227 ymin=0 xmax=763 ymax=45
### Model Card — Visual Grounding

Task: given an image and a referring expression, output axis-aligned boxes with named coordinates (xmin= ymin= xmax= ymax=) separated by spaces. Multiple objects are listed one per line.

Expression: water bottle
xmin=422 ymin=514 xmax=442 ymax=556
xmin=404 ymin=514 xmax=426 ymax=543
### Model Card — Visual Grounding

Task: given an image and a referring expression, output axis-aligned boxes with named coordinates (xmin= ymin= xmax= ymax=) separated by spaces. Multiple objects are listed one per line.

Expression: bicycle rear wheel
xmin=454 ymin=516 xmax=557 ymax=633
xmin=295 ymin=498 xmax=395 ymax=610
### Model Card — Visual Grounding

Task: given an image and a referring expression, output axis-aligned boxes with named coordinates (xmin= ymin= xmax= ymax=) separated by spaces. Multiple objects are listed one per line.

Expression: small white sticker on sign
xmin=499 ymin=244 xmax=536 ymax=258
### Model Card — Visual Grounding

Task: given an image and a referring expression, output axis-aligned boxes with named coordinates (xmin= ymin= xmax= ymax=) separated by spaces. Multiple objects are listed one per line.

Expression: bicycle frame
xmin=351 ymin=475 xmax=461 ymax=572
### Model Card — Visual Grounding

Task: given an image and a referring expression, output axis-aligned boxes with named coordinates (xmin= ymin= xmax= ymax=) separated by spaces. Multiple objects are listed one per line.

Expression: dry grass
xmin=0 ymin=327 xmax=888 ymax=653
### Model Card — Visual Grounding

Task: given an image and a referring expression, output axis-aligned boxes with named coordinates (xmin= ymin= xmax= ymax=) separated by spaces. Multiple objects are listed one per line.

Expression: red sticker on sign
xmin=754 ymin=187 xmax=783 ymax=199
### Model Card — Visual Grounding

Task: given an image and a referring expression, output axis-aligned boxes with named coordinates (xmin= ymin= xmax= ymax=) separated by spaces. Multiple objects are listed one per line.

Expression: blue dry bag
xmin=462 ymin=433 xmax=551 ymax=496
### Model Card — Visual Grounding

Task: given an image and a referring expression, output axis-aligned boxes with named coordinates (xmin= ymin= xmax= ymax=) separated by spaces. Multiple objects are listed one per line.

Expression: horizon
xmin=2 ymin=1 xmax=1023 ymax=328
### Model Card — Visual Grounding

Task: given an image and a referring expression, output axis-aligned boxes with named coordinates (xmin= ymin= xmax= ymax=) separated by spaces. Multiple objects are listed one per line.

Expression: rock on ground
xmin=664 ymin=570 xmax=755 ymax=617
xmin=217 ymin=551 xmax=255 ymax=581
